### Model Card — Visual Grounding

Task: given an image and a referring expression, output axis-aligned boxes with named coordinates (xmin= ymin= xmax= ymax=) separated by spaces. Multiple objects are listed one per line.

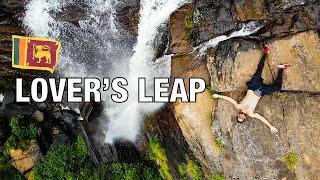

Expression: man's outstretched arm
xmin=249 ymin=113 xmax=278 ymax=133
xmin=213 ymin=94 xmax=240 ymax=109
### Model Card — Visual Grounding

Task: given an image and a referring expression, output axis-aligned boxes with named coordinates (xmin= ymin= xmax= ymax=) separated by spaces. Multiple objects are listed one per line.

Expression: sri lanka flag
xmin=12 ymin=35 xmax=61 ymax=73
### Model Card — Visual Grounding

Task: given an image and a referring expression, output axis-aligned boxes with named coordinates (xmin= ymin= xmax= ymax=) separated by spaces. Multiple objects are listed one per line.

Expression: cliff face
xmin=169 ymin=0 xmax=320 ymax=179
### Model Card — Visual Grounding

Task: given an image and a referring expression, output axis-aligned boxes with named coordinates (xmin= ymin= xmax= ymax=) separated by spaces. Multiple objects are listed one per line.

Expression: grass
xmin=284 ymin=152 xmax=299 ymax=170
xmin=211 ymin=173 xmax=224 ymax=180
xmin=179 ymin=157 xmax=203 ymax=180
xmin=149 ymin=135 xmax=173 ymax=180
xmin=185 ymin=10 xmax=195 ymax=41
xmin=215 ymin=139 xmax=224 ymax=151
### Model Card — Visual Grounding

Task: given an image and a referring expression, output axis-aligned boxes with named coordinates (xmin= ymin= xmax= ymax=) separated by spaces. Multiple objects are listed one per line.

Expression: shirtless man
xmin=213 ymin=45 xmax=290 ymax=133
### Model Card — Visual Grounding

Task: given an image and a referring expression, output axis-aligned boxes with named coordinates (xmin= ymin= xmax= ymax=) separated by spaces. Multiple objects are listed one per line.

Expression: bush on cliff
xmin=34 ymin=136 xmax=162 ymax=180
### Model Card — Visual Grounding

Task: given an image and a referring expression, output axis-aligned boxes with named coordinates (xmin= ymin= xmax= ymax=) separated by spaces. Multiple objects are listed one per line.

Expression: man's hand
xmin=270 ymin=126 xmax=278 ymax=133
xmin=212 ymin=94 xmax=220 ymax=99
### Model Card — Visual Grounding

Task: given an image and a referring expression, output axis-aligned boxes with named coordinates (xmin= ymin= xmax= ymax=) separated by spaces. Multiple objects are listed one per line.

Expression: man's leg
xmin=261 ymin=69 xmax=283 ymax=95
xmin=248 ymin=46 xmax=269 ymax=84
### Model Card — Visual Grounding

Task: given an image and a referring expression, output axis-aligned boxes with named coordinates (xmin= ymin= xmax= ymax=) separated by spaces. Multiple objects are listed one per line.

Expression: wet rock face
xmin=115 ymin=0 xmax=140 ymax=36
xmin=194 ymin=0 xmax=237 ymax=44
xmin=55 ymin=3 xmax=90 ymax=23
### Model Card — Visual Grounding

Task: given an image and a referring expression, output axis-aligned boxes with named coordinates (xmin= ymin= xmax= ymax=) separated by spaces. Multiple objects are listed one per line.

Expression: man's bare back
xmin=212 ymin=45 xmax=290 ymax=133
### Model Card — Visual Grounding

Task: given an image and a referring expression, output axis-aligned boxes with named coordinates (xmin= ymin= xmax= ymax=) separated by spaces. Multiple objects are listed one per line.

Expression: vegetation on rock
xmin=149 ymin=135 xmax=173 ymax=180
xmin=284 ymin=152 xmax=299 ymax=170
xmin=0 ymin=115 xmax=34 ymax=179
xmin=210 ymin=173 xmax=224 ymax=180
xmin=178 ymin=157 xmax=203 ymax=180
xmin=278 ymin=93 xmax=286 ymax=103
xmin=185 ymin=10 xmax=195 ymax=41
xmin=215 ymin=139 xmax=224 ymax=151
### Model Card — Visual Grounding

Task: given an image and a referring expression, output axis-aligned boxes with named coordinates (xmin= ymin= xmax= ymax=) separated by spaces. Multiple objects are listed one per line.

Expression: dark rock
xmin=52 ymin=110 xmax=81 ymax=138
xmin=154 ymin=21 xmax=170 ymax=59
xmin=55 ymin=3 xmax=90 ymax=23
xmin=4 ymin=103 xmax=35 ymax=121
xmin=144 ymin=105 xmax=193 ymax=180
xmin=194 ymin=0 xmax=238 ymax=44
xmin=98 ymin=140 xmax=141 ymax=163
xmin=254 ymin=1 xmax=320 ymax=39
xmin=0 ymin=0 xmax=24 ymax=9
xmin=80 ymin=102 xmax=93 ymax=121
xmin=1 ymin=90 xmax=15 ymax=108
xmin=115 ymin=0 xmax=140 ymax=36
xmin=51 ymin=132 xmax=69 ymax=147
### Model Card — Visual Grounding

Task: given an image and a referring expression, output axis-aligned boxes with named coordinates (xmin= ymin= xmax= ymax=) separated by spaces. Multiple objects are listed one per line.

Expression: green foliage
xmin=0 ymin=34 xmax=6 ymax=41
xmin=34 ymin=135 xmax=162 ymax=180
xmin=149 ymin=135 xmax=173 ymax=180
xmin=210 ymin=173 xmax=224 ymax=180
xmin=179 ymin=157 xmax=203 ymax=180
xmin=4 ymin=115 xmax=37 ymax=151
xmin=206 ymin=84 xmax=216 ymax=96
xmin=185 ymin=10 xmax=195 ymax=41
xmin=33 ymin=136 xmax=88 ymax=180
xmin=278 ymin=93 xmax=286 ymax=102
xmin=0 ymin=77 xmax=15 ymax=90
xmin=215 ymin=139 xmax=224 ymax=151
xmin=208 ymin=118 xmax=214 ymax=123
xmin=87 ymin=162 xmax=162 ymax=180
xmin=284 ymin=152 xmax=299 ymax=170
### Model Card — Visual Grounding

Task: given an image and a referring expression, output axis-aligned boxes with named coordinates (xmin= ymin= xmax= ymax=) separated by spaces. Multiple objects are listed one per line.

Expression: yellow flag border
xmin=12 ymin=35 xmax=61 ymax=73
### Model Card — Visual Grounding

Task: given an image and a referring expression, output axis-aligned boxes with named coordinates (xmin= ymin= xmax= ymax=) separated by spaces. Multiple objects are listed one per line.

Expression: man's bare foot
xmin=263 ymin=45 xmax=269 ymax=54
xmin=277 ymin=64 xmax=291 ymax=70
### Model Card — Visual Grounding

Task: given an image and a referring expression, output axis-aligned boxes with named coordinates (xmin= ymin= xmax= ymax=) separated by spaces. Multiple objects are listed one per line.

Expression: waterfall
xmin=104 ymin=0 xmax=190 ymax=142
xmin=23 ymin=0 xmax=189 ymax=143
xmin=196 ymin=21 xmax=262 ymax=54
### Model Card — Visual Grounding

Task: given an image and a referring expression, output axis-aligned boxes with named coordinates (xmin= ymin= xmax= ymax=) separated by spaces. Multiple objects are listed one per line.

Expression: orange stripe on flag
xmin=19 ymin=38 xmax=27 ymax=66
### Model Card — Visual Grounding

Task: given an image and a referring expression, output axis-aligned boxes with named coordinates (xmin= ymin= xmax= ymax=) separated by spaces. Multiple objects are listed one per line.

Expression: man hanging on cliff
xmin=213 ymin=45 xmax=290 ymax=133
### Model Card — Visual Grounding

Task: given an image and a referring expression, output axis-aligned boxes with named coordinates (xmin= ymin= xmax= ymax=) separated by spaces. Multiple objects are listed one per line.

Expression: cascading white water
xmin=104 ymin=0 xmax=190 ymax=142
xmin=196 ymin=21 xmax=262 ymax=54
xmin=23 ymin=0 xmax=189 ymax=143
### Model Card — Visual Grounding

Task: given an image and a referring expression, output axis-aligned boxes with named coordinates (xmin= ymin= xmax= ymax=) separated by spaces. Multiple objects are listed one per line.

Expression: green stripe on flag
xmin=13 ymin=38 xmax=20 ymax=65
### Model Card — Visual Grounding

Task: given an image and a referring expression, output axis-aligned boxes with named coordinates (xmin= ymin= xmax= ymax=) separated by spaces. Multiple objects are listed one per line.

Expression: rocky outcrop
xmin=169 ymin=0 xmax=320 ymax=179
xmin=213 ymin=93 xmax=320 ymax=180
xmin=208 ymin=31 xmax=320 ymax=92
xmin=194 ymin=0 xmax=237 ymax=44
xmin=208 ymin=31 xmax=320 ymax=179
xmin=234 ymin=0 xmax=267 ymax=21
xmin=10 ymin=139 xmax=42 ymax=178
xmin=169 ymin=3 xmax=194 ymax=54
